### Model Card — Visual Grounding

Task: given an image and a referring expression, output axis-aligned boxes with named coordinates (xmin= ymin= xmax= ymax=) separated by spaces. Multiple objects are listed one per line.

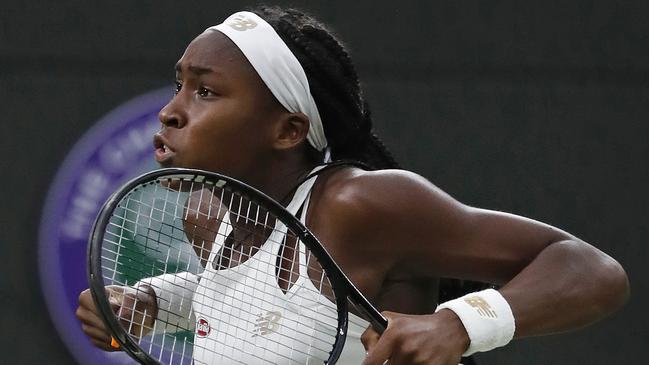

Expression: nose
xmin=158 ymin=97 xmax=186 ymax=129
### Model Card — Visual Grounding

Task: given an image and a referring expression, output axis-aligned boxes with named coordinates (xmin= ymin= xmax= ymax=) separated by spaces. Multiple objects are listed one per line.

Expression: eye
xmin=197 ymin=86 xmax=215 ymax=98
xmin=173 ymin=81 xmax=182 ymax=95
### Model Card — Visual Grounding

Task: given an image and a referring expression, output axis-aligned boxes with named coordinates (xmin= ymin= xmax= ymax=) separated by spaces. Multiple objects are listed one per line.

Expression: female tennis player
xmin=76 ymin=6 xmax=629 ymax=365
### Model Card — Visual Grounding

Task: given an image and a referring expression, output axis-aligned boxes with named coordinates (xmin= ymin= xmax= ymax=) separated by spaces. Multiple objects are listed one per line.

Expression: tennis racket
xmin=87 ymin=168 xmax=388 ymax=364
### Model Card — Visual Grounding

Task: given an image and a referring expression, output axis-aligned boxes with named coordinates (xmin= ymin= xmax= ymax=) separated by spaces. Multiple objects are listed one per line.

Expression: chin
xmin=156 ymin=159 xmax=174 ymax=168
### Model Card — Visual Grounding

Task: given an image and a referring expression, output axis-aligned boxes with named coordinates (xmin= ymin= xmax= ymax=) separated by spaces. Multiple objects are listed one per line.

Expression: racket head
xmin=87 ymin=168 xmax=370 ymax=364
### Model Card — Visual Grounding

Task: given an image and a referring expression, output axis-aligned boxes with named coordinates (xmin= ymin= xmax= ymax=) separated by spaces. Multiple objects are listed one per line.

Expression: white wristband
xmin=135 ymin=272 xmax=198 ymax=333
xmin=435 ymin=288 xmax=515 ymax=356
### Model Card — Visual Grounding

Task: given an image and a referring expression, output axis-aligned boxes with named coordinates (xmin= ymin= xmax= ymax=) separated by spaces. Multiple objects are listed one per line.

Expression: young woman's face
xmin=156 ymin=30 xmax=284 ymax=180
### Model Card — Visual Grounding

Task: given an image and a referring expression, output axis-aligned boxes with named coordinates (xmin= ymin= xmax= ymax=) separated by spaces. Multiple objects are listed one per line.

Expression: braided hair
xmin=250 ymin=5 xmax=398 ymax=170
xmin=249 ymin=6 xmax=487 ymax=318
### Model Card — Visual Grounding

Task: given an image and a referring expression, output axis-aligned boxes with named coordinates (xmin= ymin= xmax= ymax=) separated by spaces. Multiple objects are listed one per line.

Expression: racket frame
xmin=87 ymin=168 xmax=388 ymax=365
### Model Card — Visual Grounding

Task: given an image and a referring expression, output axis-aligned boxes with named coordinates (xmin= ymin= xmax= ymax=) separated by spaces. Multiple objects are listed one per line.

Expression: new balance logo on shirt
xmin=253 ymin=311 xmax=282 ymax=337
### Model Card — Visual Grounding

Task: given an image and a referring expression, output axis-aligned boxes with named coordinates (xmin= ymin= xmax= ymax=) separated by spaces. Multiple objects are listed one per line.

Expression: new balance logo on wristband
xmin=464 ymin=296 xmax=497 ymax=318
xmin=436 ymin=289 xmax=515 ymax=355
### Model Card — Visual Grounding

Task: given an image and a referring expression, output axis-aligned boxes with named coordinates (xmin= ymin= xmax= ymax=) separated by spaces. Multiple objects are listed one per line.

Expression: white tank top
xmin=191 ymin=168 xmax=369 ymax=364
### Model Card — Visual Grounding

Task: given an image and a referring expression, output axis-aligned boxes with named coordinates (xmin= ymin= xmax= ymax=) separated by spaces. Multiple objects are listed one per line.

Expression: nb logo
xmin=252 ymin=311 xmax=282 ymax=337
xmin=464 ymin=296 xmax=497 ymax=318
xmin=226 ymin=15 xmax=258 ymax=31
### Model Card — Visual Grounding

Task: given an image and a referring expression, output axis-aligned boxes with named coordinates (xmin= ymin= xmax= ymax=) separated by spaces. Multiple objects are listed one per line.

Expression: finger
xmin=116 ymin=299 xmax=147 ymax=337
xmin=362 ymin=346 xmax=392 ymax=365
xmin=362 ymin=310 xmax=397 ymax=352
xmin=79 ymin=287 xmax=126 ymax=315
xmin=114 ymin=290 xmax=135 ymax=319
xmin=107 ymin=287 xmax=128 ymax=313
xmin=75 ymin=306 xmax=108 ymax=330
xmin=362 ymin=311 xmax=400 ymax=365
xmin=361 ymin=325 xmax=381 ymax=352
xmin=90 ymin=338 xmax=120 ymax=352
xmin=361 ymin=330 xmax=394 ymax=365
xmin=78 ymin=289 xmax=95 ymax=309
xmin=81 ymin=323 xmax=112 ymax=343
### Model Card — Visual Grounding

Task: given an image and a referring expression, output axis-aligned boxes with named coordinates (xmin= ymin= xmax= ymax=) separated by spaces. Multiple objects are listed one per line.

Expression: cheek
xmin=197 ymin=122 xmax=245 ymax=152
xmin=200 ymin=117 xmax=272 ymax=153
xmin=182 ymin=102 xmax=277 ymax=171
xmin=182 ymin=121 xmax=256 ymax=172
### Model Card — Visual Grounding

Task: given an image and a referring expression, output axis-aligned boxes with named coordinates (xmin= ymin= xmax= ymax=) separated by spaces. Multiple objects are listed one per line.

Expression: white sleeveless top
xmin=190 ymin=169 xmax=369 ymax=364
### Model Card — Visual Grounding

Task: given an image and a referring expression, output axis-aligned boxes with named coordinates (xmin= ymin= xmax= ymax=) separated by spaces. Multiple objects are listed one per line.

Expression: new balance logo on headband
xmin=252 ymin=311 xmax=282 ymax=337
xmin=208 ymin=11 xmax=329 ymax=156
xmin=226 ymin=14 xmax=258 ymax=31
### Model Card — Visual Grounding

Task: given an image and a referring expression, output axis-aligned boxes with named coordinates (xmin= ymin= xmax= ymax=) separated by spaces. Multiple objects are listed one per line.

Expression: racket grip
xmin=110 ymin=337 xmax=120 ymax=349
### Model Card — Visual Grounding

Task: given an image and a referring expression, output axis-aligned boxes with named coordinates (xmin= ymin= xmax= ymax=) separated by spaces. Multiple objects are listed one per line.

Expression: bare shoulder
xmin=307 ymin=167 xmax=463 ymax=265
xmin=311 ymin=167 xmax=463 ymax=227
xmin=305 ymin=167 xmax=456 ymax=294
xmin=309 ymin=166 xmax=573 ymax=283
xmin=315 ymin=167 xmax=456 ymax=209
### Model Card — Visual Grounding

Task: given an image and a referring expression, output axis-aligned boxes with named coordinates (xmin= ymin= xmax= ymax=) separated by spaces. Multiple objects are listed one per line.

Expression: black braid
xmin=249 ymin=5 xmax=399 ymax=170
xmin=247 ymin=6 xmax=488 ymax=317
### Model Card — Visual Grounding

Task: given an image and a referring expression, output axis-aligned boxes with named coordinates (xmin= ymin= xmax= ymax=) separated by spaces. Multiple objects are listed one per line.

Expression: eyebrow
xmin=174 ymin=63 xmax=216 ymax=76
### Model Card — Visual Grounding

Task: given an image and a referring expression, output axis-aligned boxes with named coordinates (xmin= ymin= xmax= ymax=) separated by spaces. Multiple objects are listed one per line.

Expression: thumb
xmin=361 ymin=324 xmax=380 ymax=352
xmin=361 ymin=312 xmax=395 ymax=365
xmin=106 ymin=286 xmax=126 ymax=314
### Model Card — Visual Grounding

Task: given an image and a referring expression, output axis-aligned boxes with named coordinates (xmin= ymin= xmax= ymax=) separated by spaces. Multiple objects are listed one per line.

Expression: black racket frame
xmin=88 ymin=168 xmax=388 ymax=365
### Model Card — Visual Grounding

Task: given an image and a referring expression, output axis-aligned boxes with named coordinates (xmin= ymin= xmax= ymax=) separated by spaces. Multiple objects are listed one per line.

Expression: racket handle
xmin=110 ymin=337 xmax=120 ymax=349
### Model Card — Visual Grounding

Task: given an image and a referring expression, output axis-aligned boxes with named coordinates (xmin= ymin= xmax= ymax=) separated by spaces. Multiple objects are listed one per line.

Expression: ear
xmin=272 ymin=112 xmax=310 ymax=151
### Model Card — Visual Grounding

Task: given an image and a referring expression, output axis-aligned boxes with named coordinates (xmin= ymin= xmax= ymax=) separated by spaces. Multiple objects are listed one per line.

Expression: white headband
xmin=206 ymin=11 xmax=329 ymax=155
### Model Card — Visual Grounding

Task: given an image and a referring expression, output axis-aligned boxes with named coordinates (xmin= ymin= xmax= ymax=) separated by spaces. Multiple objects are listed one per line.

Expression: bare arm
xmin=435 ymin=206 xmax=629 ymax=338
xmin=498 ymin=237 xmax=629 ymax=337
xmin=361 ymin=170 xmax=629 ymax=335
xmin=321 ymin=169 xmax=629 ymax=364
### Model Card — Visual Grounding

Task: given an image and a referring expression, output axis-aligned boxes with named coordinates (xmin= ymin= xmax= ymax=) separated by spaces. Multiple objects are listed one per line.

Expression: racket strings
xmin=104 ymin=186 xmax=333 ymax=291
xmin=153 ymin=237 xmax=338 ymax=363
xmin=102 ymin=219 xmax=333 ymax=317
xmin=100 ymin=176 xmax=343 ymax=364
xmin=116 ymin=183 xmax=332 ymax=289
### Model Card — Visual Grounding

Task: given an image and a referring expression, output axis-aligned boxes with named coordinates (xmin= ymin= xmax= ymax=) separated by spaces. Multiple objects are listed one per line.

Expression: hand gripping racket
xmin=88 ymin=168 xmax=387 ymax=364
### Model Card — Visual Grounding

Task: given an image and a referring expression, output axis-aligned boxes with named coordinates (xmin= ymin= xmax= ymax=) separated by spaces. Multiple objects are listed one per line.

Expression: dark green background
xmin=2 ymin=1 xmax=647 ymax=364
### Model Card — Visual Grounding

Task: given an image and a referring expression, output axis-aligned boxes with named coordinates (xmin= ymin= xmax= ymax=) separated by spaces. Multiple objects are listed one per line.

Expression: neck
xmin=248 ymin=150 xmax=317 ymax=207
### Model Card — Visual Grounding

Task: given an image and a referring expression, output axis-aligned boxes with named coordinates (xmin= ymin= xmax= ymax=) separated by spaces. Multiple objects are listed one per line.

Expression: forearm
xmin=499 ymin=239 xmax=629 ymax=338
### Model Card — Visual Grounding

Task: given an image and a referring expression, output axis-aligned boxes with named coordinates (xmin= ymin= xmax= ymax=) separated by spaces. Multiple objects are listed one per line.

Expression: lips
xmin=153 ymin=134 xmax=175 ymax=166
